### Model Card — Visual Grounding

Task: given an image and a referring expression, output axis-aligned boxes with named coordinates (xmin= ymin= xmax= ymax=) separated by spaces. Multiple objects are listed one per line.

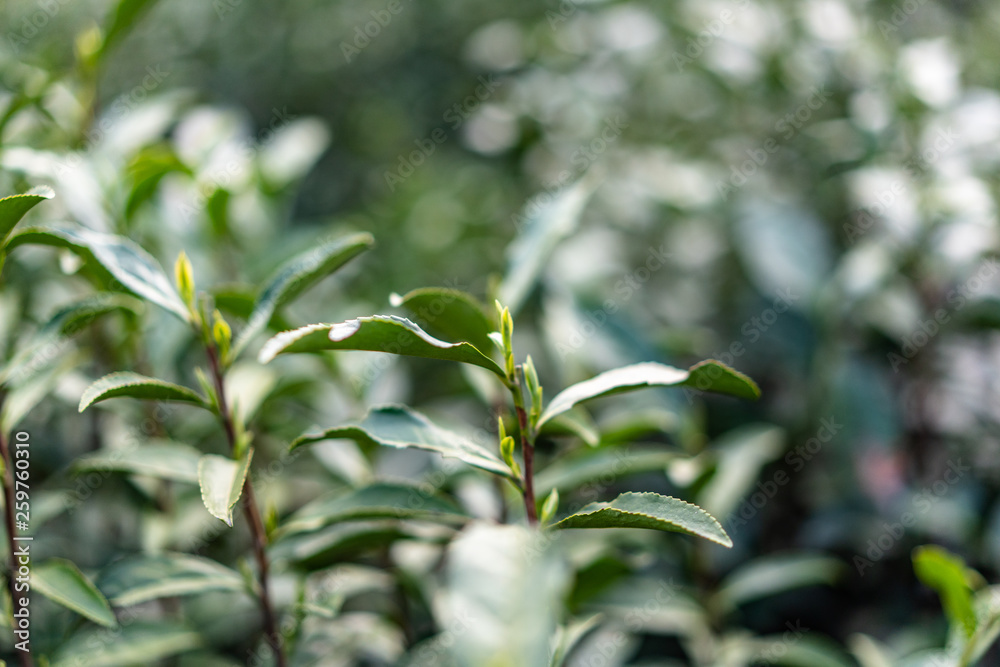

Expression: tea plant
xmin=259 ymin=298 xmax=760 ymax=540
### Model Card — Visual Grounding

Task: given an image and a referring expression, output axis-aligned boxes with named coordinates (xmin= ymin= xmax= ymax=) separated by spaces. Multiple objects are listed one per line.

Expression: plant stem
xmin=204 ymin=345 xmax=286 ymax=667
xmin=513 ymin=397 xmax=537 ymax=525
xmin=0 ymin=395 xmax=32 ymax=667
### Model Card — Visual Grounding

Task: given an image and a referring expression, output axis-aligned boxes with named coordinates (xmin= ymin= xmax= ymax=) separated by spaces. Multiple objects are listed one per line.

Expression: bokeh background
xmin=2 ymin=0 xmax=1000 ymax=664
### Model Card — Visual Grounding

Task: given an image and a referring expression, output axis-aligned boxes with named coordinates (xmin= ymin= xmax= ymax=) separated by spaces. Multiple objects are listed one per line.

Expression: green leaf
xmin=198 ymin=450 xmax=253 ymax=526
xmin=534 ymin=447 xmax=678 ymax=496
xmin=500 ymin=174 xmax=600 ymax=314
xmin=913 ymin=545 xmax=978 ymax=638
xmin=698 ymin=424 xmax=785 ymax=520
xmin=0 ymin=294 xmax=142 ymax=387
xmin=100 ymin=0 xmax=162 ymax=57
xmin=32 ymin=558 xmax=116 ymax=628
xmin=747 ymin=635 xmax=855 ymax=667
xmin=260 ymin=315 xmax=505 ymax=379
xmin=550 ymin=615 xmax=603 ymax=667
xmin=97 ymin=553 xmax=244 ymax=606
xmin=538 ymin=409 xmax=600 ymax=447
xmin=538 ymin=360 xmax=760 ymax=427
xmin=391 ymin=287 xmax=495 ymax=356
xmin=965 ymin=586 xmax=1000 ymax=664
xmin=551 ymin=491 xmax=732 ymax=547
xmin=232 ymin=232 xmax=374 ymax=358
xmin=292 ymin=405 xmax=514 ymax=480
xmin=6 ymin=224 xmax=189 ymax=321
xmin=446 ymin=523 xmax=571 ymax=666
xmin=271 ymin=520 xmax=417 ymax=570
xmin=277 ymin=482 xmax=467 ymax=538
xmin=0 ymin=185 xmax=53 ymax=248
xmin=713 ymin=553 xmax=842 ymax=612
xmin=79 ymin=372 xmax=209 ymax=412
xmin=74 ymin=441 xmax=203 ymax=483
xmin=1 ymin=354 xmax=79 ymax=433
xmin=51 ymin=622 xmax=201 ymax=667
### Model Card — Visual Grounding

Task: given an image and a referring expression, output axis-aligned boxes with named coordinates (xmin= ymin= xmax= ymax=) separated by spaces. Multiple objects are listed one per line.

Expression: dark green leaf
xmin=80 ymin=372 xmax=209 ymax=412
xmin=32 ymin=558 xmax=116 ymax=627
xmin=551 ymin=491 xmax=732 ymax=547
xmin=233 ymin=232 xmax=374 ymax=357
xmin=260 ymin=315 xmax=505 ymax=378
xmin=292 ymin=405 xmax=514 ymax=480
xmin=538 ymin=360 xmax=759 ymax=427
xmin=97 ymin=553 xmax=244 ymax=606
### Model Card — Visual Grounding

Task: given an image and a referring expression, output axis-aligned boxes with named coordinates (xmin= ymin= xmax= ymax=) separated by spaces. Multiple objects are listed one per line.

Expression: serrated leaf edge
xmin=552 ymin=491 xmax=733 ymax=548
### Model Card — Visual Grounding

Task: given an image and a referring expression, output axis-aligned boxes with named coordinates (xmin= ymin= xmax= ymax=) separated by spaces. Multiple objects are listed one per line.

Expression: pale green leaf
xmin=198 ymin=450 xmax=253 ymax=526
xmin=79 ymin=372 xmax=209 ymax=412
xmin=913 ymin=545 xmax=977 ymax=638
xmin=259 ymin=315 xmax=505 ymax=378
xmin=447 ymin=523 xmax=571 ymax=666
xmin=551 ymin=491 xmax=732 ymax=547
xmin=534 ymin=447 xmax=677 ymax=496
xmin=500 ymin=175 xmax=600 ymax=314
xmin=97 ymin=553 xmax=244 ymax=606
xmin=51 ymin=622 xmax=201 ymax=667
xmin=0 ymin=185 xmax=53 ymax=247
xmin=100 ymin=0 xmax=162 ymax=57
xmin=292 ymin=405 xmax=514 ymax=480
xmin=232 ymin=232 xmax=374 ymax=358
xmin=1 ymin=293 xmax=142 ymax=386
xmin=391 ymin=287 xmax=495 ymax=356
xmin=74 ymin=441 xmax=203 ymax=483
xmin=714 ymin=553 xmax=842 ymax=612
xmin=538 ymin=360 xmax=760 ymax=427
xmin=550 ymin=614 xmax=603 ymax=667
xmin=276 ymin=482 xmax=467 ymax=538
xmin=6 ymin=224 xmax=189 ymax=321
xmin=32 ymin=558 xmax=116 ymax=628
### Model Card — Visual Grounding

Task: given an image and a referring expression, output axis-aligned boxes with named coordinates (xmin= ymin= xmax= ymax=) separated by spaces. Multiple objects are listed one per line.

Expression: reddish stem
xmin=205 ymin=345 xmax=286 ymax=667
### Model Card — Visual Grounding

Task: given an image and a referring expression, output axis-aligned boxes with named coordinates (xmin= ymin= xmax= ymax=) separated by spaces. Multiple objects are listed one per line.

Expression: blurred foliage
xmin=2 ymin=0 xmax=1000 ymax=664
